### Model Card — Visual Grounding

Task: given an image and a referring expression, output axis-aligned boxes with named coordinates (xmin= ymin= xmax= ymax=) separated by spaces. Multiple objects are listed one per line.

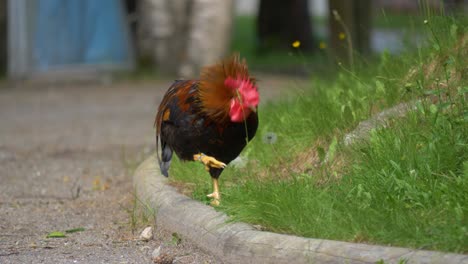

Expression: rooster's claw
xmin=193 ymin=153 xmax=226 ymax=171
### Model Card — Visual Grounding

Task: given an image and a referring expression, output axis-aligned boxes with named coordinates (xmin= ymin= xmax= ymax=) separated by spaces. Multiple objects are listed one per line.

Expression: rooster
xmin=154 ymin=54 xmax=259 ymax=205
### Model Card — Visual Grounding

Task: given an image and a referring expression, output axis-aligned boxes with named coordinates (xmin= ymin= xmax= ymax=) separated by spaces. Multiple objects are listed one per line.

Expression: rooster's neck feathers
xmin=198 ymin=53 xmax=255 ymax=123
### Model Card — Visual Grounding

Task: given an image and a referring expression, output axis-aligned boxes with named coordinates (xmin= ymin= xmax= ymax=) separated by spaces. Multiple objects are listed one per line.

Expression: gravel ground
xmin=0 ymin=76 xmax=303 ymax=263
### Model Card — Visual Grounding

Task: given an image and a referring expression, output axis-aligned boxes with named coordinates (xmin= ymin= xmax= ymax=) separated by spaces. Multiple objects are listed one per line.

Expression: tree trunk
xmin=138 ymin=0 xmax=233 ymax=77
xmin=138 ymin=0 xmax=191 ymax=75
xmin=257 ymin=0 xmax=314 ymax=52
xmin=180 ymin=0 xmax=234 ymax=77
xmin=354 ymin=0 xmax=371 ymax=55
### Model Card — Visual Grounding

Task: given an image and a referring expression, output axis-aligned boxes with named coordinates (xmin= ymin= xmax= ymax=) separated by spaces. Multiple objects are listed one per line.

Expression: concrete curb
xmin=133 ymin=155 xmax=468 ymax=264
xmin=343 ymin=101 xmax=417 ymax=146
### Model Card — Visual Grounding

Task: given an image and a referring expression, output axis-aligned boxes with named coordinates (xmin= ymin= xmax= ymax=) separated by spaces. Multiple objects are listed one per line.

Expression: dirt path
xmin=0 ymin=75 xmax=304 ymax=263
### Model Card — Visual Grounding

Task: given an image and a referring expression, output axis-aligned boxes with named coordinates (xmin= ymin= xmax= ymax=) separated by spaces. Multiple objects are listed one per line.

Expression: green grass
xmin=170 ymin=15 xmax=468 ymax=252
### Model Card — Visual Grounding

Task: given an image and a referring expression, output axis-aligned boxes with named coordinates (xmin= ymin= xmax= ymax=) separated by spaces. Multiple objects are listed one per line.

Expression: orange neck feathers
xmin=198 ymin=53 xmax=258 ymax=123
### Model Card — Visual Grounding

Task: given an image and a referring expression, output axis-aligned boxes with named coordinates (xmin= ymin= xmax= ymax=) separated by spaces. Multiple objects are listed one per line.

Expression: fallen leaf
xmin=46 ymin=231 xmax=66 ymax=238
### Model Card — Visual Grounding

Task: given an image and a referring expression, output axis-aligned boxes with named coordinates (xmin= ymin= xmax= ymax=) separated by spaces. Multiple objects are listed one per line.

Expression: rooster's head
xmin=199 ymin=53 xmax=259 ymax=123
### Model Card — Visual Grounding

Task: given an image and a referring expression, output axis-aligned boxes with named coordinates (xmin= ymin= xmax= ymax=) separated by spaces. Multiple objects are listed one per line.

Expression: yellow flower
xmin=292 ymin=40 xmax=301 ymax=48
xmin=338 ymin=32 xmax=346 ymax=40
xmin=319 ymin=41 xmax=327 ymax=49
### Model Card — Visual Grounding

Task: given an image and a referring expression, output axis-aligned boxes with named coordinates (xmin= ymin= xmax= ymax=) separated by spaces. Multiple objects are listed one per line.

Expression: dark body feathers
xmin=155 ymin=80 xmax=258 ymax=178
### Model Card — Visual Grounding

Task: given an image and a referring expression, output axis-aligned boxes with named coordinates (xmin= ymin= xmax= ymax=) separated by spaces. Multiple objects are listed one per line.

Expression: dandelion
xmin=424 ymin=19 xmax=428 ymax=24
xmin=319 ymin=41 xmax=327 ymax=49
xmin=231 ymin=156 xmax=247 ymax=169
xmin=263 ymin=132 xmax=278 ymax=144
xmin=292 ymin=40 xmax=301 ymax=48
xmin=338 ymin=32 xmax=346 ymax=40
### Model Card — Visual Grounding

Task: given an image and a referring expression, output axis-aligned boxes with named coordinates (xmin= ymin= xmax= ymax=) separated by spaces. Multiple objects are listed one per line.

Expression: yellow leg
xmin=193 ymin=153 xmax=226 ymax=171
xmin=193 ymin=153 xmax=225 ymax=206
xmin=207 ymin=178 xmax=220 ymax=206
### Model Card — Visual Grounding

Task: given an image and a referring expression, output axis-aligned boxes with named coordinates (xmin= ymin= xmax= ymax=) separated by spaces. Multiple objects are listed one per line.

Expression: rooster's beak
xmin=249 ymin=106 xmax=257 ymax=113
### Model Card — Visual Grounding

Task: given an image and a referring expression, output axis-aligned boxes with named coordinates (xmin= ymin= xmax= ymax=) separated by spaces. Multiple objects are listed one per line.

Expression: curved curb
xmin=343 ymin=101 xmax=416 ymax=146
xmin=133 ymin=155 xmax=467 ymax=264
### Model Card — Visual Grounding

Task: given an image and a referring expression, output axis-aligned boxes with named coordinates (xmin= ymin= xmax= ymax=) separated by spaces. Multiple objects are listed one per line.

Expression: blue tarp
xmin=33 ymin=0 xmax=132 ymax=72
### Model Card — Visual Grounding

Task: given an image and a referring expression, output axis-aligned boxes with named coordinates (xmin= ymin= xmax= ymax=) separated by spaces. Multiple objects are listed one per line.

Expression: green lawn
xmin=170 ymin=16 xmax=467 ymax=253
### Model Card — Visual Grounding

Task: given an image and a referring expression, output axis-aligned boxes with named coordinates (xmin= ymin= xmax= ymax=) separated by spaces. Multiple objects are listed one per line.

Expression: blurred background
xmin=1 ymin=0 xmax=466 ymax=81
xmin=0 ymin=2 xmax=466 ymax=261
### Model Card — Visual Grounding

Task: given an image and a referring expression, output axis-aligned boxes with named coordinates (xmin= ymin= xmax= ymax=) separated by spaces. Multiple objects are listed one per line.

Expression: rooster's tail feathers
xmin=159 ymin=143 xmax=173 ymax=177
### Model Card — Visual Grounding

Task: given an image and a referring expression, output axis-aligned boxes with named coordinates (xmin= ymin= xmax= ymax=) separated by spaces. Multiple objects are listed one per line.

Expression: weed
xmin=124 ymin=191 xmax=156 ymax=234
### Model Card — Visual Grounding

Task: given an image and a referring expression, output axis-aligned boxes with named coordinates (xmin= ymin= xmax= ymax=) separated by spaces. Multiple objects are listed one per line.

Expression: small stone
xmin=152 ymin=245 xmax=162 ymax=259
xmin=140 ymin=226 xmax=153 ymax=241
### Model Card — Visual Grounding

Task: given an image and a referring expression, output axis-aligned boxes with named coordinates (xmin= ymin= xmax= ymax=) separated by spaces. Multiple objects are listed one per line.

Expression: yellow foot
xmin=207 ymin=192 xmax=220 ymax=206
xmin=208 ymin=178 xmax=221 ymax=206
xmin=193 ymin=153 xmax=226 ymax=171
